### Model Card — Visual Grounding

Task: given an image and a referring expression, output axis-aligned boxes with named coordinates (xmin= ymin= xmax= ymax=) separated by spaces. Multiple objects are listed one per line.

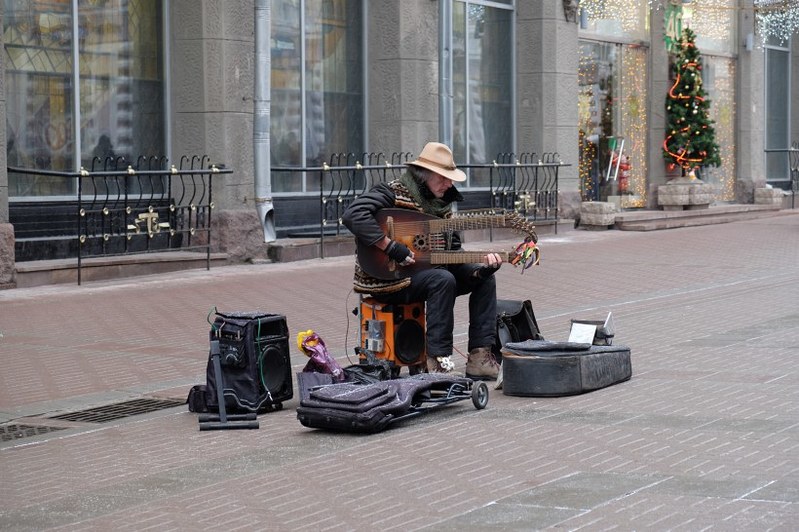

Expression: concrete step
xmin=14 ymin=251 xmax=229 ymax=288
xmin=266 ymin=235 xmax=355 ymax=263
xmin=614 ymin=204 xmax=785 ymax=231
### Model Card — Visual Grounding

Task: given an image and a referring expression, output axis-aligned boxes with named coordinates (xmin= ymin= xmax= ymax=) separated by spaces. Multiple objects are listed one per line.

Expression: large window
xmin=271 ymin=0 xmax=364 ymax=193
xmin=452 ymin=0 xmax=513 ymax=187
xmin=765 ymin=36 xmax=791 ymax=185
xmin=4 ymin=0 xmax=165 ymax=197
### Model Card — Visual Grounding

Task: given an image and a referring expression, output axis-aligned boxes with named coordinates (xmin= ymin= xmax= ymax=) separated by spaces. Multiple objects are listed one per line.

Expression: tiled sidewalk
xmin=1 ymin=215 xmax=799 ymax=530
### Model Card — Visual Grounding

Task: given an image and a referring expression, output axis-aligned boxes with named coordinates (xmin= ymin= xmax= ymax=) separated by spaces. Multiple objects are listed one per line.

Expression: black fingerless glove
xmin=474 ymin=264 xmax=500 ymax=280
xmin=385 ymin=240 xmax=412 ymax=263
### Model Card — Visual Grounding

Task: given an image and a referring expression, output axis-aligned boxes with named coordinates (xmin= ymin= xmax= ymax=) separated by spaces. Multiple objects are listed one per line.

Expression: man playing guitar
xmin=342 ymin=142 xmax=502 ymax=380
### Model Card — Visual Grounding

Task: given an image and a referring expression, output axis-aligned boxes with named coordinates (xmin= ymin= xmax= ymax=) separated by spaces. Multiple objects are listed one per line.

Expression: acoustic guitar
xmin=356 ymin=208 xmax=538 ymax=280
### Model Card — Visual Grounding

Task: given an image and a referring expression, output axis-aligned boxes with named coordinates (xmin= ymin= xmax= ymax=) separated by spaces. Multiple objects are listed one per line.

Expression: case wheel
xmin=471 ymin=381 xmax=489 ymax=409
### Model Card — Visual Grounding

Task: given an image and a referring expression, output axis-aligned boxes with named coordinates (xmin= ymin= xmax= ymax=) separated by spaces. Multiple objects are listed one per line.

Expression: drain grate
xmin=1 ymin=423 xmax=67 ymax=442
xmin=48 ymin=398 xmax=186 ymax=423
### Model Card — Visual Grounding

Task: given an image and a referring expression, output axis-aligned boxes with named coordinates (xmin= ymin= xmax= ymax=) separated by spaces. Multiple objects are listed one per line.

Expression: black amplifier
xmin=206 ymin=311 xmax=293 ymax=413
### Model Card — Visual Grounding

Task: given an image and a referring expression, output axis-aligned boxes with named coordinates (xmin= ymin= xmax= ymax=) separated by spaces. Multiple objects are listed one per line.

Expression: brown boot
xmin=465 ymin=347 xmax=500 ymax=380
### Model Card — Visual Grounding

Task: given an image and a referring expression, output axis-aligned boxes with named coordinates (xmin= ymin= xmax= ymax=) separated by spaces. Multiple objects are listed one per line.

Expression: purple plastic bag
xmin=299 ymin=331 xmax=345 ymax=382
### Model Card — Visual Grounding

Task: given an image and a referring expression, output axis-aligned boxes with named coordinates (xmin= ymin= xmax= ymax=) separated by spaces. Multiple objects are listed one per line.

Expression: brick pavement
xmin=1 ymin=214 xmax=799 ymax=530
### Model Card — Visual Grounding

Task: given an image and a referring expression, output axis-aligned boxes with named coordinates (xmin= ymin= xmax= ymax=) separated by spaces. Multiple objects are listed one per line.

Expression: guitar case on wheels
xmin=296 ymin=373 xmax=489 ymax=433
xmin=501 ymin=340 xmax=632 ymax=397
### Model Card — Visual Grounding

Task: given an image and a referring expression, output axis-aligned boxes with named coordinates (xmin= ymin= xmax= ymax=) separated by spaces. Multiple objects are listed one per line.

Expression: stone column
xmin=367 ymin=1 xmax=440 ymax=155
xmin=735 ymin=0 xmax=766 ymax=203
xmin=647 ymin=7 xmax=675 ymax=208
xmin=0 ymin=2 xmax=14 ymax=284
xmin=171 ymin=0 xmax=265 ymax=260
xmin=516 ymin=0 xmax=580 ymax=218
xmin=0 ymin=0 xmax=6 ymax=225
xmin=0 ymin=224 xmax=13 ymax=286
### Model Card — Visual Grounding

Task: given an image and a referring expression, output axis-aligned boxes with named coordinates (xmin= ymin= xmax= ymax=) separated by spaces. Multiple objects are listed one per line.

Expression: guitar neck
xmin=430 ymin=251 xmax=509 ymax=265
xmin=429 ymin=215 xmax=506 ymax=233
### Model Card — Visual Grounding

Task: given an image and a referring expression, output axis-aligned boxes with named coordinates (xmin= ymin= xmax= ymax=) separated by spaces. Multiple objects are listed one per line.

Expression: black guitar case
xmin=501 ymin=340 xmax=632 ymax=397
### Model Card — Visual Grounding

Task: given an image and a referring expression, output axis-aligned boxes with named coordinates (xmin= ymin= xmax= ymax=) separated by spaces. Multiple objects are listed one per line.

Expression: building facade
xmin=0 ymin=0 xmax=796 ymax=282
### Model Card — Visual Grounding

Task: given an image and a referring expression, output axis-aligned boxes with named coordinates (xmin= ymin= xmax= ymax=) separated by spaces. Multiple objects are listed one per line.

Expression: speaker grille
xmin=394 ymin=320 xmax=425 ymax=364
xmin=259 ymin=343 xmax=289 ymax=394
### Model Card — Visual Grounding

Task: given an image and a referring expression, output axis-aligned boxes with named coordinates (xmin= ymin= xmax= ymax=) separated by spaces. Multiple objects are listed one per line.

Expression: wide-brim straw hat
xmin=408 ymin=142 xmax=467 ymax=182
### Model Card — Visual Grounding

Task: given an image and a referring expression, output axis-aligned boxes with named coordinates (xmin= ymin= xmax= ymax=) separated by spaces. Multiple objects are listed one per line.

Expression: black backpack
xmin=493 ymin=299 xmax=544 ymax=362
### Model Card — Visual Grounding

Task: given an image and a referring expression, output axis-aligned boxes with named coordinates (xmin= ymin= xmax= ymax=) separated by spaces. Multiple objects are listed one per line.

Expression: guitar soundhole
xmin=412 ymin=234 xmax=429 ymax=251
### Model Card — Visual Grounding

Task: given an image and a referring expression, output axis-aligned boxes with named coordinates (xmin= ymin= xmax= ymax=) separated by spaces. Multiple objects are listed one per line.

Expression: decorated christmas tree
xmin=663 ymin=27 xmax=721 ymax=177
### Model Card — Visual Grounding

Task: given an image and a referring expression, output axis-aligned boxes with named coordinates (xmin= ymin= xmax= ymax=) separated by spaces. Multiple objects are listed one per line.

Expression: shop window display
xmin=578 ymin=41 xmax=648 ymax=207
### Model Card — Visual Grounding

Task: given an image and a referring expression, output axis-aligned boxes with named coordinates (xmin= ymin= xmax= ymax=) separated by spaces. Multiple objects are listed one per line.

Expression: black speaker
xmin=206 ymin=311 xmax=293 ymax=413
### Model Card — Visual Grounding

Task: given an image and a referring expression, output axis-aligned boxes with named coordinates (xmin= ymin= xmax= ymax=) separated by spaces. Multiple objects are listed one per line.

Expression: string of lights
xmin=704 ymin=59 xmax=737 ymax=200
xmin=580 ymin=0 xmax=799 ymax=44
xmin=620 ymin=46 xmax=648 ymax=208
xmin=755 ymin=0 xmax=799 ymax=44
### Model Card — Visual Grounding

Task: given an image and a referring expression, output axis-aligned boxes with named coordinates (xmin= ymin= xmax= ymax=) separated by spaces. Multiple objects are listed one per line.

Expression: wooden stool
xmin=359 ymin=297 xmax=426 ymax=372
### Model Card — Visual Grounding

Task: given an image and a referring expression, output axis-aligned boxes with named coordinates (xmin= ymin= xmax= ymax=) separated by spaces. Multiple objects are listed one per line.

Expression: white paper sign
xmin=568 ymin=322 xmax=597 ymax=344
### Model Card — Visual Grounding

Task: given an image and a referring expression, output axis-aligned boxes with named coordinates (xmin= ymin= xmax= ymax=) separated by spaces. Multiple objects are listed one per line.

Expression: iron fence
xmin=487 ymin=152 xmax=563 ymax=221
xmin=765 ymin=142 xmax=799 ymax=208
xmin=791 ymin=142 xmax=799 ymax=209
xmin=273 ymin=152 xmax=566 ymax=258
xmin=8 ymin=155 xmax=230 ymax=284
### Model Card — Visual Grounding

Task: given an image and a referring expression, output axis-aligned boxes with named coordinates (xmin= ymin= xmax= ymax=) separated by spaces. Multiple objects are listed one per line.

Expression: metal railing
xmin=765 ymin=142 xmax=799 ymax=209
xmin=9 ymin=155 xmax=231 ymax=284
xmin=487 ymin=152 xmax=564 ymax=222
xmin=273 ymin=152 xmax=566 ymax=258
xmin=790 ymin=142 xmax=799 ymax=209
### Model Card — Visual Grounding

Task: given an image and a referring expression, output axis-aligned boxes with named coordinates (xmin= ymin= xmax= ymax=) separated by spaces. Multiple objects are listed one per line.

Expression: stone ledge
xmin=657 ymin=179 xmax=715 ymax=210
xmin=267 ymin=236 xmax=355 ymax=263
xmin=579 ymin=201 xmax=617 ymax=229
xmin=754 ymin=187 xmax=784 ymax=206
xmin=615 ymin=203 xmax=784 ymax=231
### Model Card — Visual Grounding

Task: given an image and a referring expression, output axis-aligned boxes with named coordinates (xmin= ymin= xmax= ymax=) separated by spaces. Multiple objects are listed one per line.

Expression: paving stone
xmin=2 ymin=215 xmax=799 ymax=529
